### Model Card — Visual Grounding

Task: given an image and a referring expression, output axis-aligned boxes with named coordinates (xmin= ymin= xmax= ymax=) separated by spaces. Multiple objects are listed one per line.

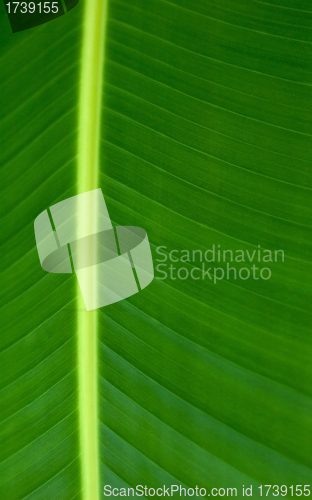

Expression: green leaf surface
xmin=1 ymin=0 xmax=312 ymax=498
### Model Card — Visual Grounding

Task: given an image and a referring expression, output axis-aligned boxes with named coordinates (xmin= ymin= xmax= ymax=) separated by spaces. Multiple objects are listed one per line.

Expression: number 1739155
xmin=5 ymin=2 xmax=58 ymax=13
xmin=259 ymin=485 xmax=310 ymax=496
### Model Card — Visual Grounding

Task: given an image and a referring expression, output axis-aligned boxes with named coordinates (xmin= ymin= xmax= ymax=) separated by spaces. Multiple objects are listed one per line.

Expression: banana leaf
xmin=1 ymin=0 xmax=312 ymax=498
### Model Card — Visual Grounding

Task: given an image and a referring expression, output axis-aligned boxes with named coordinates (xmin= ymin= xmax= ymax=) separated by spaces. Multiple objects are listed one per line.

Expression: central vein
xmin=77 ymin=0 xmax=108 ymax=498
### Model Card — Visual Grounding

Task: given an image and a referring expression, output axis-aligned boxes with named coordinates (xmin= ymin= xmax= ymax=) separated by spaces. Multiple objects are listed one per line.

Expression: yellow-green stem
xmin=77 ymin=0 xmax=108 ymax=498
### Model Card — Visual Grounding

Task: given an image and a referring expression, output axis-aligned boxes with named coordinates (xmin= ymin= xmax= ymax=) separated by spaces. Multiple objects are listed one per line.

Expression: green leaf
xmin=1 ymin=0 xmax=312 ymax=498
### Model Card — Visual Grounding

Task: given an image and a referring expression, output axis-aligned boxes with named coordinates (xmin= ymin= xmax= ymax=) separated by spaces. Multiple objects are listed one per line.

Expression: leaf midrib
xmin=77 ymin=0 xmax=108 ymax=498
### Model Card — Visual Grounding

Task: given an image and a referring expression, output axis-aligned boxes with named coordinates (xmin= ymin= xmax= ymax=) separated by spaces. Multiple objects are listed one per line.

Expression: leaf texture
xmin=1 ymin=0 xmax=312 ymax=498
